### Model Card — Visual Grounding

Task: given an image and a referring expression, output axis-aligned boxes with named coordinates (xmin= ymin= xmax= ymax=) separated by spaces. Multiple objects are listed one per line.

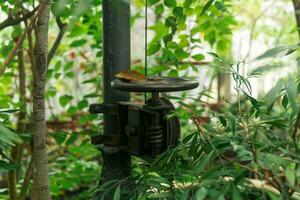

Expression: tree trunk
xmin=292 ymin=0 xmax=300 ymax=76
xmin=31 ymin=1 xmax=52 ymax=200
xmin=293 ymin=0 xmax=300 ymax=38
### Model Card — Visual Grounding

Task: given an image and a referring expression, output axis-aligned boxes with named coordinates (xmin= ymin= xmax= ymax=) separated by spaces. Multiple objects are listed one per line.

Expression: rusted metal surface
xmin=111 ymin=77 xmax=199 ymax=92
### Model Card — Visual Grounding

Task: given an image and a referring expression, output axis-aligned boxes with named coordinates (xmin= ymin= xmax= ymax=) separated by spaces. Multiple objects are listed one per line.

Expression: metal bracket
xmin=89 ymin=103 xmax=118 ymax=115
xmin=91 ymin=134 xmax=120 ymax=146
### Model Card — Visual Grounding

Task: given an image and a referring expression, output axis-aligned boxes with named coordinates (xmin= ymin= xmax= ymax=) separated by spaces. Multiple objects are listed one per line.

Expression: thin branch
xmin=8 ymin=170 xmax=17 ymax=200
xmin=0 ymin=7 xmax=38 ymax=31
xmin=0 ymin=33 xmax=27 ymax=77
xmin=244 ymin=0 xmax=277 ymax=60
xmin=0 ymin=2 xmax=49 ymax=78
xmin=0 ymin=7 xmax=40 ymax=78
xmin=293 ymin=0 xmax=300 ymax=39
xmin=17 ymin=157 xmax=34 ymax=200
xmin=25 ymin=20 xmax=36 ymax=81
xmin=15 ymin=31 xmax=27 ymax=179
xmin=179 ymin=61 xmax=210 ymax=66
xmin=48 ymin=17 xmax=67 ymax=66
xmin=292 ymin=110 xmax=300 ymax=143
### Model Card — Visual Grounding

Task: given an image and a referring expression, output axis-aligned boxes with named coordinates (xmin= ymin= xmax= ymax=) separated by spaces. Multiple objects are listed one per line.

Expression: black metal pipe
xmin=101 ymin=0 xmax=131 ymax=184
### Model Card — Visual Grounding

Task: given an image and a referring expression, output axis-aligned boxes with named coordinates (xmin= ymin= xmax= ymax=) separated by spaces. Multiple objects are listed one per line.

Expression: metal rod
xmin=144 ymin=0 xmax=148 ymax=102
xmin=102 ymin=0 xmax=131 ymax=185
xmin=145 ymin=0 xmax=148 ymax=77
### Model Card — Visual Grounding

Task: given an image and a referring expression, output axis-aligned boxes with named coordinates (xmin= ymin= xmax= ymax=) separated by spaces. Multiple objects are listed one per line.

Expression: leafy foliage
xmin=144 ymin=0 xmax=236 ymax=76
xmin=95 ymin=46 xmax=300 ymax=200
xmin=0 ymin=122 xmax=21 ymax=172
xmin=0 ymin=0 xmax=300 ymax=199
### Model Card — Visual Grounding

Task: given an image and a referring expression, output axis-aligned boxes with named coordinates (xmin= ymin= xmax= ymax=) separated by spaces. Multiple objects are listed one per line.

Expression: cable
xmin=144 ymin=0 xmax=148 ymax=102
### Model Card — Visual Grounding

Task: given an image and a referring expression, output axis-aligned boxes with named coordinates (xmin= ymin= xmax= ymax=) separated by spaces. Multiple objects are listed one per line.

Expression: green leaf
xmin=12 ymin=26 xmax=22 ymax=38
xmin=201 ymin=0 xmax=215 ymax=15
xmin=250 ymin=63 xmax=282 ymax=76
xmin=47 ymin=69 xmax=54 ymax=79
xmin=244 ymin=92 xmax=261 ymax=110
xmin=232 ymin=185 xmax=243 ymax=200
xmin=151 ymin=65 xmax=170 ymax=75
xmin=168 ymin=69 xmax=179 ymax=77
xmin=285 ymin=167 xmax=295 ymax=186
xmin=147 ymin=42 xmax=161 ymax=56
xmin=262 ymin=118 xmax=288 ymax=128
xmin=217 ymin=40 xmax=227 ymax=51
xmin=163 ymin=34 xmax=173 ymax=44
xmin=217 ymin=195 xmax=226 ymax=200
xmin=155 ymin=4 xmax=164 ymax=15
xmin=59 ymin=95 xmax=74 ymax=107
xmin=215 ymin=1 xmax=227 ymax=12
xmin=264 ymin=153 xmax=287 ymax=165
xmin=266 ymin=191 xmax=281 ymax=200
xmin=173 ymin=7 xmax=184 ymax=17
xmin=47 ymin=87 xmax=57 ymax=97
xmin=192 ymin=54 xmax=205 ymax=61
xmin=266 ymin=101 xmax=275 ymax=113
xmin=64 ymin=61 xmax=74 ymax=71
xmin=193 ymin=187 xmax=208 ymax=200
xmin=166 ymin=41 xmax=178 ymax=49
xmin=148 ymin=0 xmax=160 ymax=5
xmin=175 ymin=49 xmax=189 ymax=59
xmin=184 ymin=0 xmax=193 ymax=8
xmin=0 ymin=124 xmax=22 ymax=146
xmin=52 ymin=132 xmax=67 ymax=145
xmin=66 ymin=72 xmax=74 ymax=78
xmin=113 ymin=185 xmax=120 ymax=200
xmin=148 ymin=192 xmax=172 ymax=198
xmin=54 ymin=69 xmax=62 ymax=77
xmin=82 ymin=78 xmax=98 ymax=85
xmin=68 ymin=23 xmax=88 ymax=38
xmin=165 ymin=16 xmax=177 ymax=27
xmin=255 ymin=44 xmax=299 ymax=60
xmin=0 ymin=160 xmax=16 ymax=171
xmin=179 ymin=63 xmax=189 ymax=70
xmin=219 ymin=116 xmax=227 ymax=127
xmin=208 ymin=52 xmax=221 ymax=60
xmin=148 ymin=21 xmax=169 ymax=44
xmin=67 ymin=106 xmax=77 ymax=115
xmin=164 ymin=0 xmax=176 ymax=8
xmin=84 ymin=93 xmax=101 ymax=98
xmin=70 ymin=39 xmax=87 ymax=47
xmin=66 ymin=133 xmax=79 ymax=145
xmin=286 ymin=78 xmax=298 ymax=118
xmin=281 ymin=93 xmax=288 ymax=109
xmin=264 ymin=78 xmax=285 ymax=104
xmin=0 ymin=109 xmax=19 ymax=114
xmin=78 ymin=99 xmax=89 ymax=109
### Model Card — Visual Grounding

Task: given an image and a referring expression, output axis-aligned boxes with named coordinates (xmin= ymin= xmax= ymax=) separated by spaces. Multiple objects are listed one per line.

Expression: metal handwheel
xmin=90 ymin=77 xmax=199 ymax=158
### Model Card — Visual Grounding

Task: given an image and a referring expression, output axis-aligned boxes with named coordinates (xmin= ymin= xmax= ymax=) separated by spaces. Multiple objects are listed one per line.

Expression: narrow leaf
xmin=281 ymin=93 xmax=288 ymax=109
xmin=201 ymin=0 xmax=215 ymax=15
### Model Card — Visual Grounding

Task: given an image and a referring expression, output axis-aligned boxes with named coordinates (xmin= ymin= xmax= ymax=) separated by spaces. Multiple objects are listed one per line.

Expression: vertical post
xmin=102 ymin=0 xmax=131 ymax=183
